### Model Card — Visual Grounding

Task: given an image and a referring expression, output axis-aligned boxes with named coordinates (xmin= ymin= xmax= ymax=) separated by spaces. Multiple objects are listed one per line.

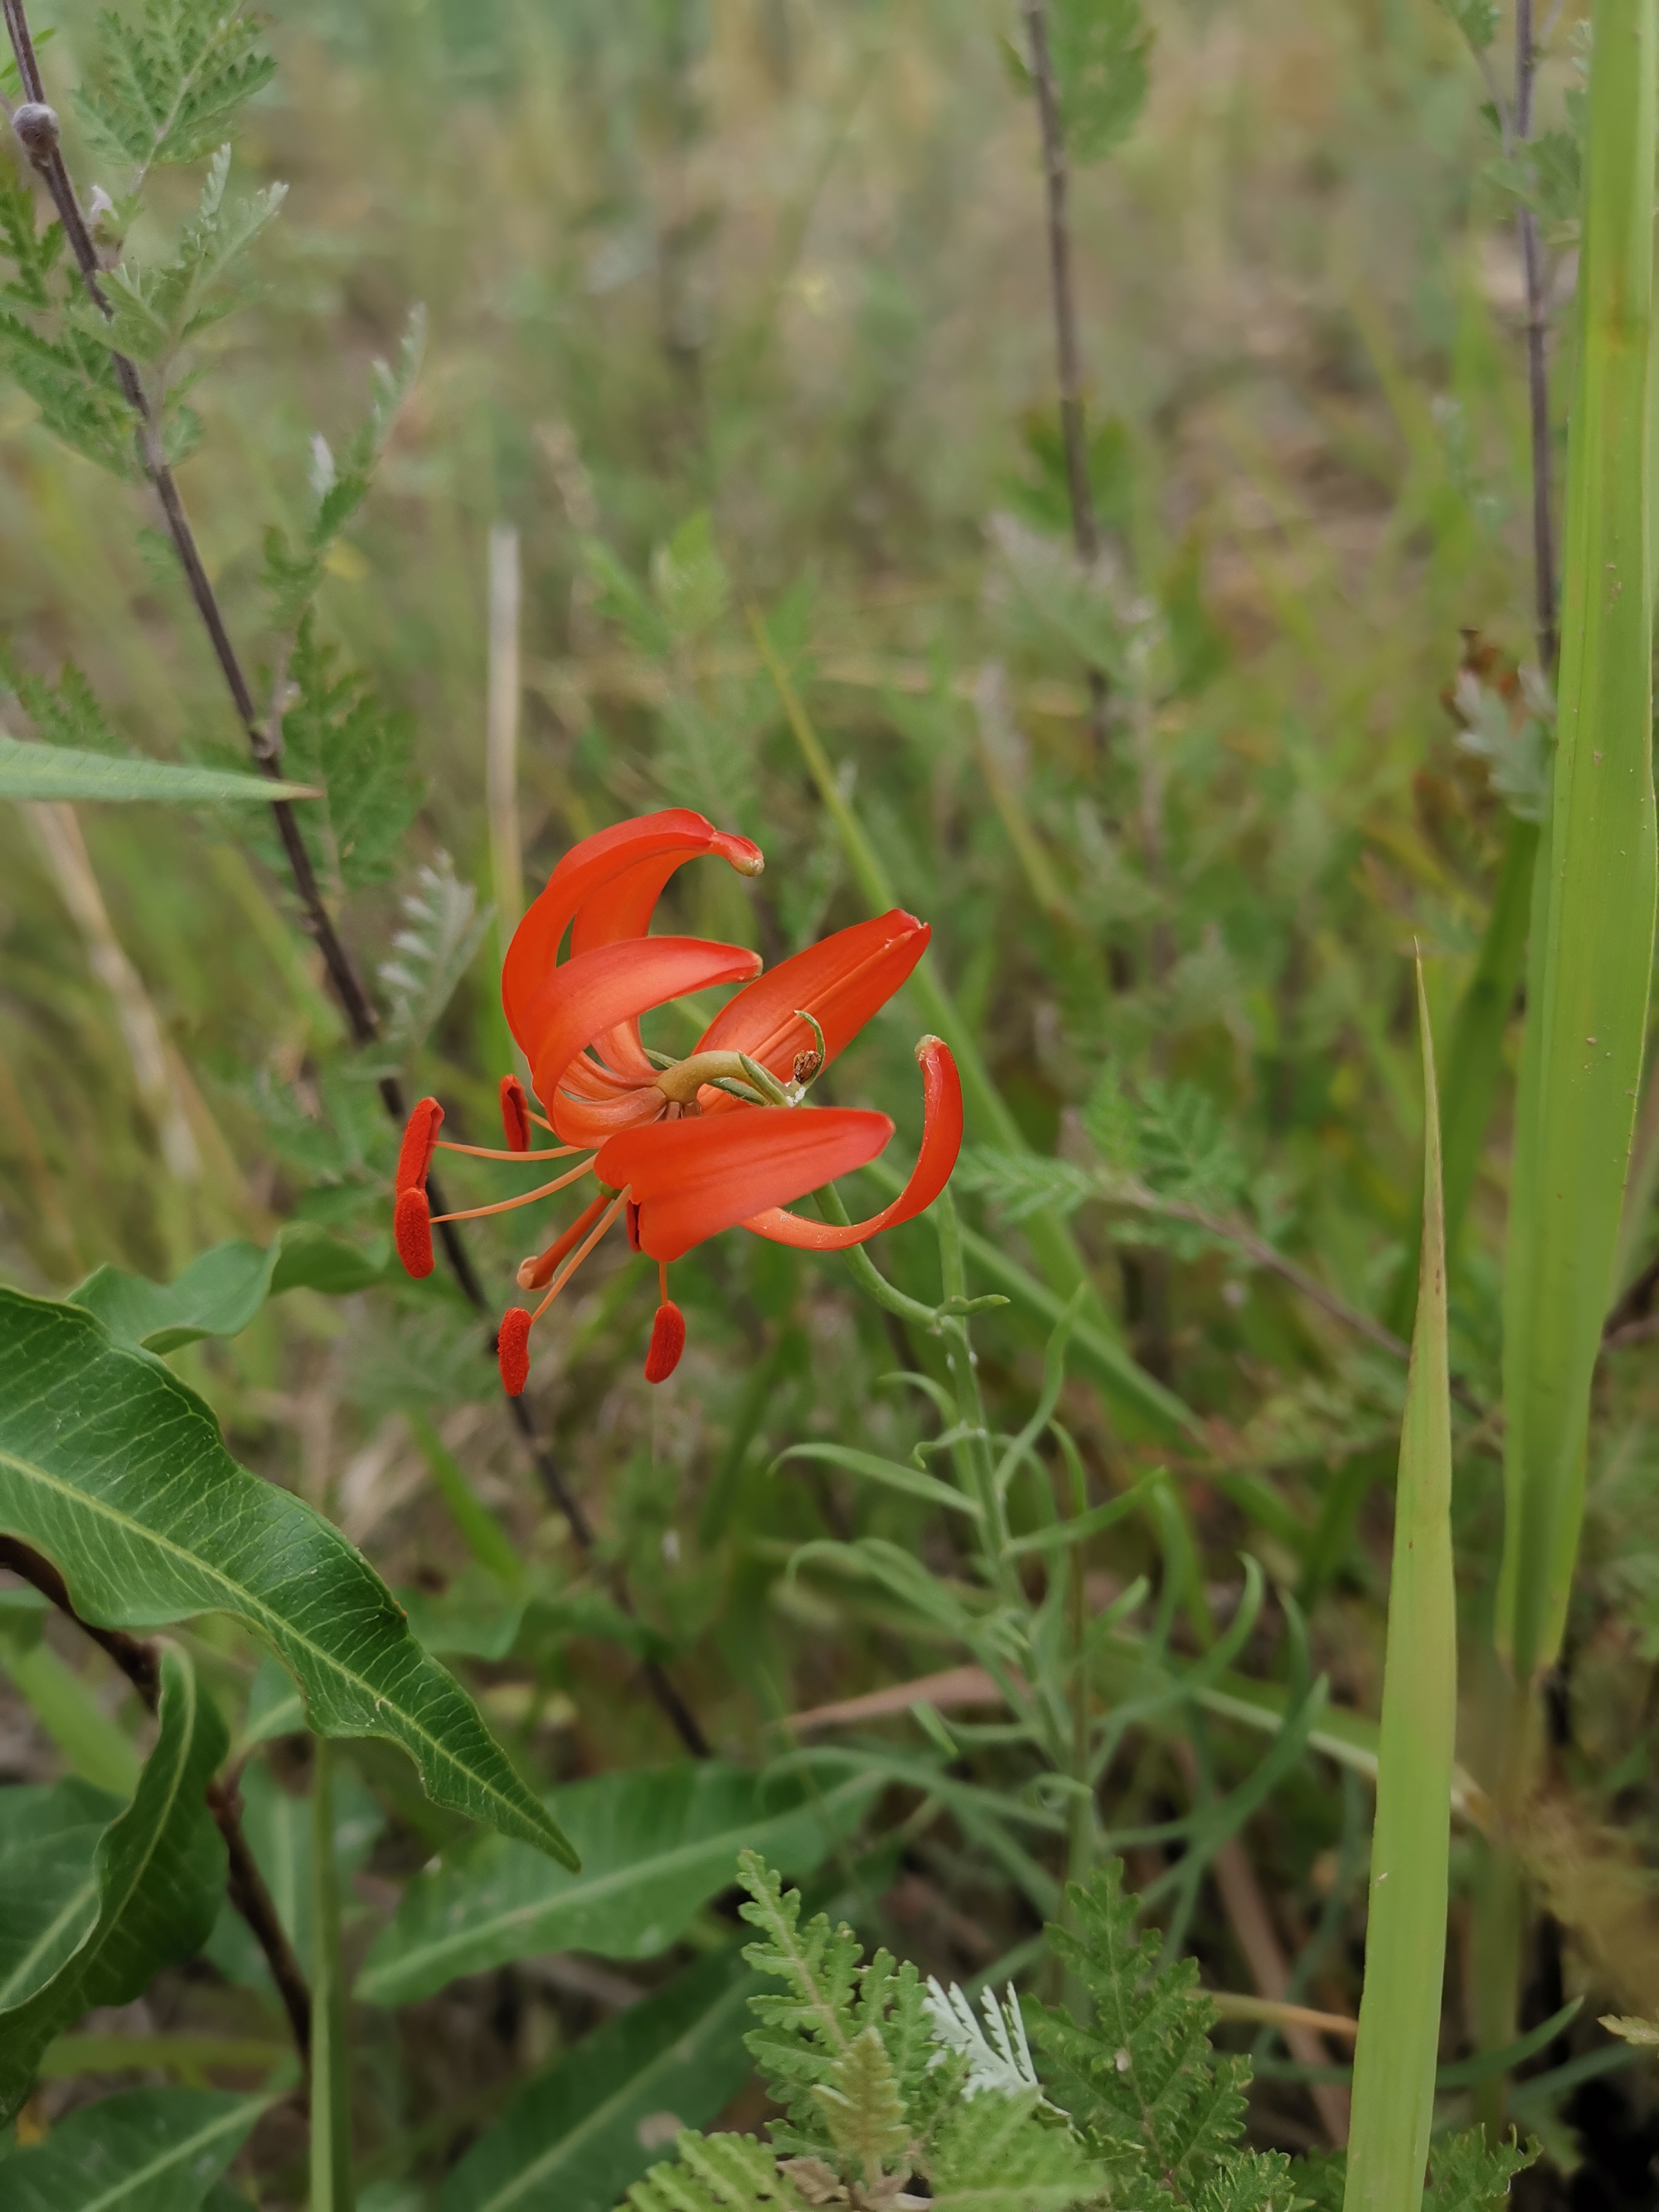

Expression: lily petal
xmin=527 ymin=937 xmax=764 ymax=1142
xmin=693 ymin=911 xmax=929 ymax=1108
xmin=504 ymin=811 xmax=763 ymax=1053
xmin=596 ymin=1105 xmax=895 ymax=1262
xmin=743 ymin=1036 xmax=962 ymax=1249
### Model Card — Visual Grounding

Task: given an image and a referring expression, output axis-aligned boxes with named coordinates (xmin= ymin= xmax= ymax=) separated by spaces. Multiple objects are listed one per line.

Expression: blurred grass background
xmin=3 ymin=0 xmax=1658 ymax=2196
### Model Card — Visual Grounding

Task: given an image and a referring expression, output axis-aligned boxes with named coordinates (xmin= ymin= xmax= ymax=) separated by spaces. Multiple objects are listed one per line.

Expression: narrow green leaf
xmin=309 ymin=1740 xmax=353 ymax=2212
xmin=774 ymin=1443 xmax=982 ymax=1520
xmin=0 ymin=739 xmax=316 ymax=805
xmin=0 ymin=1647 xmax=228 ymax=2122
xmin=1498 ymin=0 xmax=1658 ymax=1682
xmin=0 ymin=2087 xmax=270 ymax=2212
xmin=0 ymin=1597 xmax=142 ymax=1796
xmin=358 ymin=1763 xmax=876 ymax=2006
xmin=0 ymin=1290 xmax=575 ymax=1868
xmin=436 ymin=1944 xmax=756 ymax=2212
xmin=1343 ymin=966 xmax=1454 ymax=2212
xmin=69 ymin=1221 xmax=385 ymax=1354
xmin=406 ymin=1411 xmax=522 ymax=1585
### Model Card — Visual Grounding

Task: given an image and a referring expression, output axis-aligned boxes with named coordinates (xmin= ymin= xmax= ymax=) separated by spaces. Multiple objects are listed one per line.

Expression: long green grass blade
xmin=308 ymin=1738 xmax=353 ymax=2212
xmin=1497 ymin=0 xmax=1657 ymax=1684
xmin=1343 ymin=964 xmax=1454 ymax=2212
xmin=0 ymin=738 xmax=316 ymax=806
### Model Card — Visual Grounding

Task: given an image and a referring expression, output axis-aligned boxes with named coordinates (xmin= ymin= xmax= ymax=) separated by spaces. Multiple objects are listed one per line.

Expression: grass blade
xmin=1497 ymin=0 xmax=1657 ymax=1685
xmin=1343 ymin=964 xmax=1454 ymax=2212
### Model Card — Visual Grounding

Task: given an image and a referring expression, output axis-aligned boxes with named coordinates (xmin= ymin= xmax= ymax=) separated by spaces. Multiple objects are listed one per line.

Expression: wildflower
xmin=394 ymin=808 xmax=962 ymax=1391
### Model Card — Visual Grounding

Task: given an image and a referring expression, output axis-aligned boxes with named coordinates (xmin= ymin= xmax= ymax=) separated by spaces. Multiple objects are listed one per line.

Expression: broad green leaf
xmin=0 ymin=1290 xmax=575 ymax=1868
xmin=1343 ymin=970 xmax=1454 ymax=2212
xmin=358 ymin=1762 xmax=876 ymax=2006
xmin=205 ymin=1757 xmax=382 ymax=1995
xmin=0 ymin=2087 xmax=270 ymax=2212
xmin=0 ymin=1778 xmax=122 ymax=2008
xmin=69 ymin=1221 xmax=385 ymax=1354
xmin=438 ymin=1943 xmax=756 ymax=2212
xmin=0 ymin=1646 xmax=227 ymax=2122
xmin=0 ymin=738 xmax=314 ymax=806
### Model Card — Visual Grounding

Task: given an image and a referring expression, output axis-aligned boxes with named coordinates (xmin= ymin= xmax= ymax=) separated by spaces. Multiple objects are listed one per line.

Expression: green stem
xmin=309 ymin=1736 xmax=353 ymax=2212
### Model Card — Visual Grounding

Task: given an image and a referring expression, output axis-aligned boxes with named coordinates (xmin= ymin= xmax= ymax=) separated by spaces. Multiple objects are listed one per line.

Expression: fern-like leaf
xmin=737 ymin=1850 xmax=860 ymax=2155
xmin=1030 ymin=1861 xmax=1248 ymax=2200
xmin=925 ymin=2089 xmax=1104 ymax=2212
xmin=924 ymin=1980 xmax=1051 ymax=2104
xmin=1424 ymin=2129 xmax=1536 ymax=2211
xmin=276 ymin=613 xmax=420 ymax=892
xmin=380 ymin=856 xmax=492 ymax=1056
xmin=77 ymin=0 xmax=276 ymax=181
xmin=812 ymin=2026 xmax=909 ymax=2188
xmin=626 ymin=2131 xmax=811 ymax=2212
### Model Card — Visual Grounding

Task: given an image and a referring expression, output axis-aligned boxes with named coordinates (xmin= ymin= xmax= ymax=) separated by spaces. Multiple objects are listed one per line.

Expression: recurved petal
xmin=525 ymin=934 xmax=763 ymax=1124
xmin=692 ymin=911 xmax=929 ymax=1107
xmin=743 ymin=1036 xmax=962 ymax=1250
xmin=503 ymin=811 xmax=764 ymax=1051
xmin=595 ymin=1105 xmax=895 ymax=1263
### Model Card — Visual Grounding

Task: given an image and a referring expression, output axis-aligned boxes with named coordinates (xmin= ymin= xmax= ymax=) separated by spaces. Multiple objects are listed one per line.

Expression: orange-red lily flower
xmin=394 ymin=809 xmax=962 ymax=1391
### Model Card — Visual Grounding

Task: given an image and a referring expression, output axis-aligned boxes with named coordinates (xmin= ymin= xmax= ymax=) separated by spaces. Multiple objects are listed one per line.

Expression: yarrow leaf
xmin=380 ymin=853 xmax=493 ymax=1055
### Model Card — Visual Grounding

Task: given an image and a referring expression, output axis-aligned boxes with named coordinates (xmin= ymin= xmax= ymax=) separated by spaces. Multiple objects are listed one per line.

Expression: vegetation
xmin=0 ymin=0 xmax=1655 ymax=2204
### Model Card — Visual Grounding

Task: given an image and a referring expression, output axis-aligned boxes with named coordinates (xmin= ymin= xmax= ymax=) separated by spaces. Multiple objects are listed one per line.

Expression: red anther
xmin=500 ymin=1074 xmax=532 ymax=1153
xmin=643 ymin=1300 xmax=686 ymax=1384
xmin=396 ymin=1096 xmax=444 ymax=1194
xmin=394 ymin=1187 xmax=434 ymax=1278
xmin=498 ymin=1307 xmax=533 ymax=1395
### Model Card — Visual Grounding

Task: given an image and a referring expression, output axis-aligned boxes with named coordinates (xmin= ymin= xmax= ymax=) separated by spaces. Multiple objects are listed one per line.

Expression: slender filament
xmin=429 ymin=1157 xmax=596 ymax=1223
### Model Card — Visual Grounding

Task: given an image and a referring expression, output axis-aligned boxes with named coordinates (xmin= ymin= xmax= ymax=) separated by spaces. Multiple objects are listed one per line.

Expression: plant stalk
xmin=1020 ymin=0 xmax=1109 ymax=753
xmin=308 ymin=1735 xmax=353 ymax=2211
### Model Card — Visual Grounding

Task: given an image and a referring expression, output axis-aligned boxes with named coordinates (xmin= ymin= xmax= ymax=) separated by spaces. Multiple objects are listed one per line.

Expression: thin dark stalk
xmin=1020 ymin=0 xmax=1108 ymax=752
xmin=0 ymin=1535 xmax=313 ymax=2065
xmin=2 ymin=7 xmax=709 ymax=1762
xmin=1515 ymin=0 xmax=1557 ymax=671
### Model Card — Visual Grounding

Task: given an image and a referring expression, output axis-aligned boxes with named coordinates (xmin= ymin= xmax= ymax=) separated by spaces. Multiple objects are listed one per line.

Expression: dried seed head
xmin=497 ymin=1307 xmax=533 ymax=1395
xmin=12 ymin=104 xmax=60 ymax=164
xmin=643 ymin=1301 xmax=686 ymax=1383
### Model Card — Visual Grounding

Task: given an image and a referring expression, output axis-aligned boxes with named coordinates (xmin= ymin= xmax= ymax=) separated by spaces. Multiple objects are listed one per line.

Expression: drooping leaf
xmin=69 ymin=1220 xmax=386 ymax=1354
xmin=357 ymin=1763 xmax=876 ymax=2006
xmin=0 ymin=1289 xmax=575 ymax=1867
xmin=0 ymin=1646 xmax=227 ymax=2122
xmin=0 ymin=737 xmax=314 ymax=805
xmin=0 ymin=2087 xmax=271 ymax=2212
xmin=439 ymin=1944 xmax=757 ymax=2212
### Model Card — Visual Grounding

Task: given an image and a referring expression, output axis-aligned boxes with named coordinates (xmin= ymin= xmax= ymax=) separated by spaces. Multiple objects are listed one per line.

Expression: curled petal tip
xmin=394 ymin=1187 xmax=434 ymax=1278
xmin=396 ymin=1096 xmax=444 ymax=1195
xmin=644 ymin=1300 xmax=687 ymax=1383
xmin=498 ymin=1307 xmax=533 ymax=1395
xmin=499 ymin=1074 xmax=532 ymax=1152
xmin=915 ymin=1032 xmax=947 ymax=1060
